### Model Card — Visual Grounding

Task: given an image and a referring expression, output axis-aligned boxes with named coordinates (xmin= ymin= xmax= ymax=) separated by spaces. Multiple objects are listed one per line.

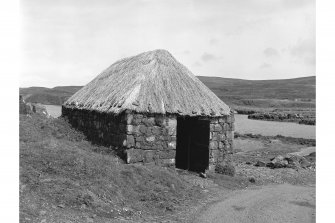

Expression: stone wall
xmin=62 ymin=107 xmax=127 ymax=151
xmin=208 ymin=114 xmax=235 ymax=170
xmin=124 ymin=113 xmax=177 ymax=166
xmin=62 ymin=106 xmax=234 ymax=169
xmin=62 ymin=107 xmax=177 ymax=166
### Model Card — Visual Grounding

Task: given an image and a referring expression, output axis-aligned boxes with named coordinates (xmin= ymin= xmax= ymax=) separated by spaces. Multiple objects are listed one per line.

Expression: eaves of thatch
xmin=64 ymin=49 xmax=231 ymax=117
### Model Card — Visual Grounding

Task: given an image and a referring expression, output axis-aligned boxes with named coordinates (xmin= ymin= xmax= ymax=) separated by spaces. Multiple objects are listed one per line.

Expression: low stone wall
xmin=208 ymin=114 xmax=235 ymax=170
xmin=124 ymin=113 xmax=177 ymax=166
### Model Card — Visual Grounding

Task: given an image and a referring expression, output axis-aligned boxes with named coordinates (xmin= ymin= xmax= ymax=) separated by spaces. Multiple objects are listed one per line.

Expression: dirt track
xmin=193 ymin=184 xmax=315 ymax=223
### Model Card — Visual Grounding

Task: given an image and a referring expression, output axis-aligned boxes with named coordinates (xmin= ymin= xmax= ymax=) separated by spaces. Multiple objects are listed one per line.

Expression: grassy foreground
xmin=20 ymin=114 xmax=203 ymax=222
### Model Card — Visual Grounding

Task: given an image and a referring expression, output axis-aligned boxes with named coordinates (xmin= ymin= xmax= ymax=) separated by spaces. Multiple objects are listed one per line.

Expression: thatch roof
xmin=64 ymin=49 xmax=230 ymax=116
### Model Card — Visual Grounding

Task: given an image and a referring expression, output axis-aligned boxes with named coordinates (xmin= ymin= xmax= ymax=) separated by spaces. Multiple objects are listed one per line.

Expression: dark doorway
xmin=176 ymin=117 xmax=210 ymax=172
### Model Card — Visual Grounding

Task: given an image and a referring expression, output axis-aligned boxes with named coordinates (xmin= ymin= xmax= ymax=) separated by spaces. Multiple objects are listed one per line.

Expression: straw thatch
xmin=64 ymin=49 xmax=230 ymax=116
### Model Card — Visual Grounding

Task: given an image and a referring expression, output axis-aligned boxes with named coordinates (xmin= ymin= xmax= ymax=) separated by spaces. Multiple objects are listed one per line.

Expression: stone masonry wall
xmin=62 ymin=107 xmax=177 ymax=166
xmin=208 ymin=113 xmax=235 ymax=170
xmin=62 ymin=107 xmax=127 ymax=151
xmin=62 ymin=106 xmax=233 ymax=169
xmin=125 ymin=113 xmax=177 ymax=166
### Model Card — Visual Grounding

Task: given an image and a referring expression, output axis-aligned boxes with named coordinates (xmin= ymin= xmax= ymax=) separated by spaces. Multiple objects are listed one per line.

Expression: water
xmin=44 ymin=105 xmax=62 ymax=118
xmin=43 ymin=105 xmax=316 ymax=139
xmin=234 ymin=114 xmax=315 ymax=139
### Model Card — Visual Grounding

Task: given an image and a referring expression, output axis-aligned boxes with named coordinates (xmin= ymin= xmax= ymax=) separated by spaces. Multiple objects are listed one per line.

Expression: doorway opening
xmin=175 ymin=117 xmax=210 ymax=172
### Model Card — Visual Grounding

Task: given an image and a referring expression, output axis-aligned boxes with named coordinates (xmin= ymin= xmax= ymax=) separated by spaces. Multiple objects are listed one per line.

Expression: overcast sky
xmin=20 ymin=0 xmax=315 ymax=87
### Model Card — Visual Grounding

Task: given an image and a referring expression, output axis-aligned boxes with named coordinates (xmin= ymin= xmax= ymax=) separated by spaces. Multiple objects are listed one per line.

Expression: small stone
xmin=126 ymin=114 xmax=133 ymax=124
xmin=86 ymin=217 xmax=94 ymax=223
xmin=210 ymin=124 xmax=215 ymax=132
xmin=209 ymin=141 xmax=218 ymax=150
xmin=254 ymin=160 xmax=266 ymax=167
xmin=152 ymin=126 xmax=161 ymax=135
xmin=146 ymin=136 xmax=155 ymax=142
xmin=139 ymin=125 xmax=146 ymax=134
xmin=39 ymin=210 xmax=47 ymax=215
xmin=57 ymin=204 xmax=65 ymax=208
xmin=248 ymin=177 xmax=256 ymax=183
xmin=126 ymin=135 xmax=135 ymax=147
xmin=199 ymin=172 xmax=207 ymax=178
xmin=168 ymin=141 xmax=176 ymax=149
xmin=126 ymin=125 xmax=134 ymax=134
xmin=214 ymin=124 xmax=222 ymax=132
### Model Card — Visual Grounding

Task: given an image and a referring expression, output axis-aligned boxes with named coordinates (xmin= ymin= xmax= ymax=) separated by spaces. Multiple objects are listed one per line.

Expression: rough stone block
xmin=134 ymin=114 xmax=143 ymax=119
xmin=126 ymin=149 xmax=143 ymax=163
xmin=146 ymin=127 xmax=152 ymax=136
xmin=126 ymin=125 xmax=134 ymax=134
xmin=214 ymin=124 xmax=222 ymax=132
xmin=155 ymin=144 xmax=164 ymax=150
xmin=135 ymin=136 xmax=144 ymax=142
xmin=126 ymin=135 xmax=135 ymax=148
xmin=162 ymin=128 xmax=169 ymax=136
xmin=143 ymin=150 xmax=156 ymax=163
xmin=218 ymin=117 xmax=227 ymax=123
xmin=219 ymin=141 xmax=224 ymax=149
xmin=144 ymin=117 xmax=155 ymax=127
xmin=168 ymin=118 xmax=177 ymax=128
xmin=158 ymin=150 xmax=176 ymax=159
xmin=226 ymin=131 xmax=234 ymax=140
xmin=168 ymin=141 xmax=176 ymax=150
xmin=126 ymin=114 xmax=133 ymax=124
xmin=139 ymin=125 xmax=147 ymax=134
xmin=155 ymin=116 xmax=166 ymax=127
xmin=210 ymin=141 xmax=218 ymax=150
xmin=211 ymin=119 xmax=219 ymax=124
xmin=162 ymin=141 xmax=168 ymax=150
xmin=211 ymin=132 xmax=218 ymax=140
xmin=151 ymin=126 xmax=161 ymax=135
xmin=160 ymin=158 xmax=175 ymax=166
xmin=168 ymin=126 xmax=176 ymax=136
xmin=146 ymin=136 xmax=155 ymax=142
xmin=223 ymin=123 xmax=229 ymax=131
xmin=210 ymin=124 xmax=215 ymax=132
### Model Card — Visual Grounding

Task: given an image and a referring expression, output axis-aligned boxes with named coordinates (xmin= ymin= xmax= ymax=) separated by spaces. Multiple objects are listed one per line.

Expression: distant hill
xmin=19 ymin=76 xmax=315 ymax=107
xmin=20 ymin=86 xmax=82 ymax=105
xmin=197 ymin=76 xmax=315 ymax=108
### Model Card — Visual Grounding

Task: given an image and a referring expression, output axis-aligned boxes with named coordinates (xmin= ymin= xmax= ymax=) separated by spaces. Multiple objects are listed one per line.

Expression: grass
xmin=20 ymin=114 xmax=203 ymax=222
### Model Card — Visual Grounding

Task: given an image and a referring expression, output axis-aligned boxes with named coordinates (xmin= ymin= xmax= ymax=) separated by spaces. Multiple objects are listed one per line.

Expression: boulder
xmin=267 ymin=154 xmax=312 ymax=169
xmin=267 ymin=155 xmax=288 ymax=168
xmin=254 ymin=160 xmax=266 ymax=167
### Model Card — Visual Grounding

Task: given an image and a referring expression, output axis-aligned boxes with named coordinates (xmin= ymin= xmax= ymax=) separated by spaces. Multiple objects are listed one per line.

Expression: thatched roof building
xmin=62 ymin=49 xmax=234 ymax=172
xmin=64 ymin=49 xmax=230 ymax=116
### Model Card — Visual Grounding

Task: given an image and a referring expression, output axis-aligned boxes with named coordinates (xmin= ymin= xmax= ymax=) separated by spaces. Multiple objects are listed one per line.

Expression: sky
xmin=20 ymin=0 xmax=315 ymax=87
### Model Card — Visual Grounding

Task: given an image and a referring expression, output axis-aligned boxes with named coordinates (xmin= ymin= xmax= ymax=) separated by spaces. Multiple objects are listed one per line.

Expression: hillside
xmin=19 ymin=76 xmax=315 ymax=108
xmin=20 ymin=114 xmax=205 ymax=222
